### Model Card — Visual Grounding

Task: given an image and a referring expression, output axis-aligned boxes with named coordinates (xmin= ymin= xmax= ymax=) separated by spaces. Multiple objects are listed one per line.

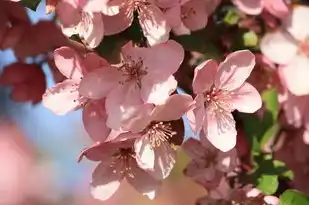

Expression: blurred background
xmin=0 ymin=1 xmax=205 ymax=204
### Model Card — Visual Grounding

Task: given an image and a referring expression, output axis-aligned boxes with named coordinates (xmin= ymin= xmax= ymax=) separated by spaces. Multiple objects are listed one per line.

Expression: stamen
xmin=145 ymin=122 xmax=177 ymax=148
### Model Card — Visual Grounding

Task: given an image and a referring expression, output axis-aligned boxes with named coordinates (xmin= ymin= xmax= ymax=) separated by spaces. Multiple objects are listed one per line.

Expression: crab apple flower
xmin=43 ymin=46 xmax=110 ymax=115
xmin=164 ymin=0 xmax=221 ymax=36
xmin=0 ymin=63 xmax=46 ymax=104
xmin=260 ymin=6 xmax=309 ymax=96
xmin=79 ymin=141 xmax=162 ymax=201
xmin=232 ymin=0 xmax=290 ymax=18
xmin=56 ymin=0 xmax=104 ymax=48
xmin=107 ymin=94 xmax=191 ymax=180
xmin=182 ymin=136 xmax=237 ymax=190
xmin=85 ymin=0 xmax=171 ymax=46
xmin=79 ymin=40 xmax=184 ymax=129
xmin=187 ymin=50 xmax=262 ymax=152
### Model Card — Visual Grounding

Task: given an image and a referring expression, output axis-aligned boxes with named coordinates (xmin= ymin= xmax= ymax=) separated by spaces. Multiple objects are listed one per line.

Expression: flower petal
xmin=105 ymin=84 xmax=143 ymax=130
xmin=139 ymin=4 xmax=171 ymax=46
xmin=42 ymin=80 xmax=82 ymax=115
xmin=216 ymin=148 xmax=238 ymax=172
xmin=134 ymin=137 xmax=155 ymax=170
xmin=79 ymin=142 xmax=119 ymax=162
xmin=264 ymin=196 xmax=280 ymax=205
xmin=91 ymin=159 xmax=123 ymax=201
xmin=229 ymin=82 xmax=262 ymax=113
xmin=181 ymin=0 xmax=209 ymax=31
xmin=56 ymin=0 xmax=81 ymax=27
xmin=103 ymin=9 xmax=133 ymax=35
xmin=83 ymin=52 xmax=110 ymax=72
xmin=79 ymin=12 xmax=104 ymax=48
xmin=215 ymin=50 xmax=255 ymax=91
xmin=204 ymin=110 xmax=237 ymax=152
xmin=126 ymin=158 xmax=161 ymax=200
xmin=278 ymin=56 xmax=309 ymax=96
xmin=79 ymin=66 xmax=122 ymax=99
xmin=82 ymin=100 xmax=111 ymax=142
xmin=151 ymin=94 xmax=193 ymax=121
xmin=263 ymin=0 xmax=289 ymax=19
xmin=182 ymin=138 xmax=206 ymax=159
xmin=283 ymin=93 xmax=308 ymax=127
xmin=186 ymin=94 xmax=205 ymax=134
xmin=283 ymin=6 xmax=309 ymax=42
xmin=192 ymin=59 xmax=217 ymax=94
xmin=141 ymin=75 xmax=178 ymax=105
xmin=149 ymin=144 xmax=176 ymax=180
xmin=84 ymin=0 xmax=121 ymax=15
xmin=232 ymin=0 xmax=263 ymax=15
xmin=260 ymin=30 xmax=298 ymax=65
xmin=54 ymin=46 xmax=84 ymax=80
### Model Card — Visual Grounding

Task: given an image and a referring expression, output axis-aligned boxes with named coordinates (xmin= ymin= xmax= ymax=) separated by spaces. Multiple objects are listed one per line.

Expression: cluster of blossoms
xmin=3 ymin=0 xmax=309 ymax=204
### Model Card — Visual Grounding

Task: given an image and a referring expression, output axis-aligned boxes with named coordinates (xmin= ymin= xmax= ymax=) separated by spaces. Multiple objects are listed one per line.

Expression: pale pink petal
xmin=79 ymin=12 xmax=104 ymax=48
xmin=263 ymin=0 xmax=290 ymax=19
xmin=139 ymin=5 xmax=171 ymax=46
xmin=56 ymin=0 xmax=81 ymax=27
xmin=163 ymin=5 xmax=181 ymax=28
xmin=283 ymin=6 xmax=309 ymax=41
xmin=122 ymin=40 xmax=184 ymax=80
xmin=54 ymin=47 xmax=84 ymax=80
xmin=282 ymin=93 xmax=308 ymax=127
xmin=204 ymin=110 xmax=237 ymax=152
xmin=186 ymin=94 xmax=205 ymax=134
xmin=278 ymin=56 xmax=309 ymax=96
xmin=103 ymin=9 xmax=133 ymax=35
xmin=232 ymin=0 xmax=263 ymax=15
xmin=79 ymin=142 xmax=119 ymax=162
xmin=151 ymin=94 xmax=193 ymax=121
xmin=79 ymin=66 xmax=123 ymax=99
xmin=126 ymin=158 xmax=161 ymax=200
xmin=42 ymin=80 xmax=82 ymax=115
xmin=134 ymin=137 xmax=155 ymax=170
xmin=141 ymin=75 xmax=178 ymax=105
xmin=91 ymin=159 xmax=123 ymax=201
xmin=82 ymin=100 xmax=110 ymax=142
xmin=182 ymin=138 xmax=206 ymax=159
xmin=181 ymin=0 xmax=209 ymax=31
xmin=156 ymin=0 xmax=180 ymax=8
xmin=172 ymin=22 xmax=191 ymax=36
xmin=215 ymin=50 xmax=255 ymax=91
xmin=83 ymin=52 xmax=110 ymax=72
xmin=108 ymin=132 xmax=141 ymax=142
xmin=246 ymin=188 xmax=262 ymax=197
xmin=150 ymin=144 xmax=176 ymax=180
xmin=260 ymin=30 xmax=298 ymax=65
xmin=228 ymin=82 xmax=262 ymax=113
xmin=192 ymin=59 xmax=218 ymax=94
xmin=264 ymin=196 xmax=280 ymax=205
xmin=105 ymin=84 xmax=143 ymax=130
xmin=303 ymin=129 xmax=309 ymax=145
xmin=84 ymin=0 xmax=121 ymax=15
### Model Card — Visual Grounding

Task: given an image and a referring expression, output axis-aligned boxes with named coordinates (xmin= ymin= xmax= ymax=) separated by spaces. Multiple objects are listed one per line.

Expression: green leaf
xmin=20 ymin=0 xmax=41 ymax=11
xmin=243 ymin=31 xmax=258 ymax=47
xmin=255 ymin=174 xmax=278 ymax=195
xmin=260 ymin=122 xmax=281 ymax=148
xmin=280 ymin=190 xmax=309 ymax=205
xmin=262 ymin=88 xmax=279 ymax=124
xmin=273 ymin=160 xmax=294 ymax=180
xmin=223 ymin=8 xmax=240 ymax=25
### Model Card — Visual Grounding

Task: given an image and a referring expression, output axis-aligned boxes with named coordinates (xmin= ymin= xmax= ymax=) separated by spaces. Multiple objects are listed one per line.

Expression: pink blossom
xmin=164 ymin=0 xmax=221 ymax=36
xmin=182 ymin=136 xmax=237 ymax=189
xmin=56 ymin=0 xmax=104 ymax=48
xmin=232 ymin=0 xmax=290 ymax=18
xmin=85 ymin=0 xmax=171 ymax=46
xmin=0 ymin=63 xmax=46 ymax=104
xmin=42 ymin=46 xmax=110 ymax=115
xmin=106 ymin=94 xmax=192 ymax=180
xmin=79 ymin=40 xmax=184 ymax=129
xmin=79 ymin=141 xmax=161 ymax=201
xmin=261 ymin=6 xmax=309 ymax=96
xmin=187 ymin=50 xmax=262 ymax=152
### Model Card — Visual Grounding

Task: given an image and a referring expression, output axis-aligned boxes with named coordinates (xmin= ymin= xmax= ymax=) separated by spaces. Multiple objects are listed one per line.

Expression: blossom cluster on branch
xmin=2 ymin=0 xmax=309 ymax=204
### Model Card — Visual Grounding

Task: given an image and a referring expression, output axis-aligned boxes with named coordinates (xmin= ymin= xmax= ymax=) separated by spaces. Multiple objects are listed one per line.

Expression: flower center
xmin=144 ymin=121 xmax=177 ymax=148
xmin=113 ymin=148 xmax=135 ymax=174
xmin=119 ymin=56 xmax=148 ymax=87
xmin=203 ymin=86 xmax=233 ymax=112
